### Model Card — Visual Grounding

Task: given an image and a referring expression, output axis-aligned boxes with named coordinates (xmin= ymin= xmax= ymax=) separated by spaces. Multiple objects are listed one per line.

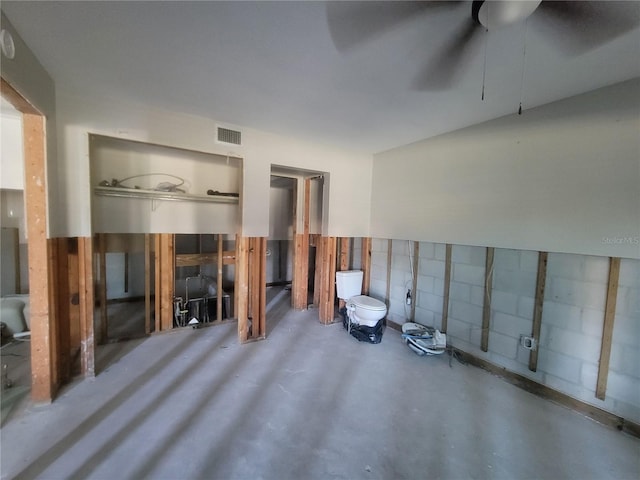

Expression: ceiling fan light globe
xmin=477 ymin=0 xmax=542 ymax=30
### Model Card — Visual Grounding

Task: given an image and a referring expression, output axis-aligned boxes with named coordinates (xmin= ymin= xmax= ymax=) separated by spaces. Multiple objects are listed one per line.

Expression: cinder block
xmin=547 ymin=253 xmax=585 ymax=280
xmin=491 ymin=311 xmax=532 ymax=339
xmin=452 ymin=245 xmax=472 ymax=265
xmin=470 ymin=286 xmax=484 ymax=307
xmin=493 ymin=268 xmax=536 ymax=296
xmin=418 ymin=242 xmax=435 ymax=259
xmin=493 ymin=248 xmax=520 ymax=271
xmin=453 ymin=263 xmax=485 ymax=286
xmin=447 ymin=317 xmax=472 ymax=342
xmin=580 ymin=362 xmax=599 ymax=391
xmin=392 ymin=253 xmax=411 ymax=271
xmin=416 ymin=274 xmax=434 ymax=293
xmin=450 ymin=300 xmax=483 ymax=325
xmin=370 ymin=251 xmax=387 ymax=268
xmin=417 ymin=292 xmax=443 ymax=314
xmin=488 ymin=331 xmax=518 ymax=359
xmin=612 ymin=313 xmax=640 ymax=348
xmin=618 ymin=259 xmax=640 ymax=288
xmin=541 ymin=300 xmax=582 ymax=332
xmin=491 ymin=290 xmax=519 ymax=315
xmin=537 ymin=347 xmax=582 ymax=384
xmin=449 ymin=281 xmax=471 ymax=302
xmin=609 ymin=344 xmax=640 ymax=378
xmin=433 ymin=278 xmax=445 ymax=296
xmin=516 ymin=344 xmax=531 ymax=366
xmin=546 ymin=326 xmax=601 ymax=364
xmin=581 ymin=308 xmax=604 ymax=337
xmin=392 ymin=239 xmax=411 ymax=255
xmin=370 ymin=264 xmax=387 ymax=281
xmin=548 ymin=277 xmax=607 ymax=311
xmin=519 ymin=250 xmax=540 ymax=272
xmin=434 ymin=243 xmax=447 ymax=261
xmin=414 ymin=306 xmax=435 ymax=326
xmin=615 ymin=286 xmax=640 ymax=316
xmin=420 ymin=258 xmax=445 ymax=278
xmin=371 ymin=238 xmax=388 ymax=252
xmin=582 ymin=256 xmax=610 ymax=283
xmin=369 ymin=279 xmax=386 ymax=299
xmin=606 ymin=370 xmax=640 ymax=406
xmin=517 ymin=296 xmax=534 ymax=320
xmin=544 ymin=373 xmax=590 ymax=402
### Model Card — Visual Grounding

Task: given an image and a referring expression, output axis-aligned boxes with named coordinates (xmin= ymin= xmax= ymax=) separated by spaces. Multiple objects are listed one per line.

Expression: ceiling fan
xmin=326 ymin=1 xmax=640 ymax=90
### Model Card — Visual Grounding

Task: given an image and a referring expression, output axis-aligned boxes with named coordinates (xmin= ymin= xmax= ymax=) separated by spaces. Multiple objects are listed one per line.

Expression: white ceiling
xmin=2 ymin=1 xmax=639 ymax=153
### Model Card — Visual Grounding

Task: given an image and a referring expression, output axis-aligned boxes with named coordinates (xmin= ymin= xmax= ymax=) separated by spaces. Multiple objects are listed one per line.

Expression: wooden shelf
xmin=94 ymin=186 xmax=239 ymax=204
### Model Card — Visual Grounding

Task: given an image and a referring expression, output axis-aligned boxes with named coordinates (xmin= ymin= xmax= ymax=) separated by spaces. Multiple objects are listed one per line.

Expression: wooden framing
xmin=292 ymin=178 xmax=311 ymax=309
xmin=217 ymin=234 xmax=224 ymax=322
xmin=78 ymin=236 xmax=95 ymax=378
xmin=361 ymin=237 xmax=372 ymax=296
xmin=529 ymin=252 xmax=548 ymax=372
xmin=313 ymin=235 xmax=322 ymax=307
xmin=98 ymin=233 xmax=108 ymax=343
xmin=247 ymin=237 xmax=267 ymax=340
xmin=481 ymin=247 xmax=494 ymax=352
xmin=410 ymin=241 xmax=419 ymax=322
xmin=144 ymin=234 xmax=152 ymax=334
xmin=596 ymin=257 xmax=621 ymax=400
xmin=235 ymin=236 xmax=250 ymax=342
xmin=317 ymin=237 xmax=337 ymax=324
xmin=338 ymin=237 xmax=350 ymax=310
xmin=55 ymin=238 xmax=71 ymax=384
xmin=154 ymin=234 xmax=175 ymax=332
xmin=67 ymin=238 xmax=81 ymax=355
xmin=175 ymin=251 xmax=236 ymax=267
xmin=385 ymin=240 xmax=392 ymax=307
xmin=441 ymin=244 xmax=452 ymax=333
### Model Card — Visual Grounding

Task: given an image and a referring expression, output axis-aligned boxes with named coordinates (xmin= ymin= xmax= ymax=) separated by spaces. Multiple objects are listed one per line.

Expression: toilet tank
xmin=336 ymin=270 xmax=363 ymax=299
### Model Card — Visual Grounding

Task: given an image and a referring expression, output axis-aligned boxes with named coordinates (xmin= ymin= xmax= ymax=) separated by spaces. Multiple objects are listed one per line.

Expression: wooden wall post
xmin=292 ymin=178 xmax=311 ymax=309
xmin=441 ymin=244 xmax=452 ymax=333
xmin=217 ymin=234 xmax=224 ymax=321
xmin=361 ymin=237 xmax=372 ymax=296
xmin=529 ymin=252 xmax=548 ymax=372
xmin=247 ymin=237 xmax=267 ymax=340
xmin=55 ymin=238 xmax=71 ymax=384
xmin=338 ymin=237 xmax=350 ymax=310
xmin=78 ymin=236 xmax=95 ymax=378
xmin=318 ymin=237 xmax=337 ymax=324
xmin=481 ymin=247 xmax=494 ymax=352
xmin=236 ymin=236 xmax=250 ymax=343
xmin=144 ymin=234 xmax=151 ymax=334
xmin=154 ymin=234 xmax=175 ymax=332
xmin=596 ymin=257 xmax=621 ymax=400
xmin=313 ymin=235 xmax=323 ymax=307
xmin=98 ymin=233 xmax=108 ymax=343
xmin=67 ymin=238 xmax=81 ymax=356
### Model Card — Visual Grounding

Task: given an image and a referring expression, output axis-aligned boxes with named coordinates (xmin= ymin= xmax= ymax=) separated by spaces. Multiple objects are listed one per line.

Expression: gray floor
xmin=1 ymin=293 xmax=639 ymax=480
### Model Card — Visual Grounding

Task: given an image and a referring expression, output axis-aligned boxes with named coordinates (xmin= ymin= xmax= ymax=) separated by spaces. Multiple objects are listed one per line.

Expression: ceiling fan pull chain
xmin=518 ymin=17 xmax=529 ymax=115
xmin=481 ymin=27 xmax=489 ymax=101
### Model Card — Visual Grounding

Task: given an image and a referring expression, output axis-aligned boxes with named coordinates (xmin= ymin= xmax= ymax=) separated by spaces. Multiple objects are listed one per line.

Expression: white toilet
xmin=336 ymin=270 xmax=387 ymax=328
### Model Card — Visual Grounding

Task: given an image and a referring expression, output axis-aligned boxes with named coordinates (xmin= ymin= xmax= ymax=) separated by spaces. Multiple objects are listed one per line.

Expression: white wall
xmin=372 ymin=79 xmax=640 ymax=259
xmin=55 ymin=90 xmax=372 ymax=238
xmin=0 ymin=12 xmax=58 ymax=237
xmin=0 ymin=107 xmax=24 ymax=189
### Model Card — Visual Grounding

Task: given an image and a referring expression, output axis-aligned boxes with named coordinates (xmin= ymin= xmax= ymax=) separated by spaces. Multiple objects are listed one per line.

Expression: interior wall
xmin=55 ymin=89 xmax=372 ymax=239
xmin=0 ymin=106 xmax=24 ymax=189
xmin=375 ymin=237 xmax=640 ymax=425
xmin=0 ymin=12 xmax=59 ymax=236
xmin=371 ymin=79 xmax=640 ymax=259
xmin=268 ymin=181 xmax=294 ymax=283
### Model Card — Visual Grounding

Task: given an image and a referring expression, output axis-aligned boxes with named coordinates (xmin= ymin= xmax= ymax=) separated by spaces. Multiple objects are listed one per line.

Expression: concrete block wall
xmin=368 ymin=238 xmax=389 ymax=306
xmin=372 ymin=237 xmax=640 ymax=424
xmin=414 ymin=242 xmax=446 ymax=330
xmin=351 ymin=237 xmax=362 ymax=271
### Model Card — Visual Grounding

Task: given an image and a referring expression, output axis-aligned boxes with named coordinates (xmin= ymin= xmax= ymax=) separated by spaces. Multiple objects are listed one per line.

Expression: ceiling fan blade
xmin=536 ymin=1 xmax=640 ymax=55
xmin=326 ymin=1 xmax=462 ymax=52
xmin=414 ymin=18 xmax=483 ymax=90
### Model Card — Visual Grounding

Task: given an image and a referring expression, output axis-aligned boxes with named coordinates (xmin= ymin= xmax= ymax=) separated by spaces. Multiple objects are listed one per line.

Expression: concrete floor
xmin=1 ymin=293 xmax=639 ymax=480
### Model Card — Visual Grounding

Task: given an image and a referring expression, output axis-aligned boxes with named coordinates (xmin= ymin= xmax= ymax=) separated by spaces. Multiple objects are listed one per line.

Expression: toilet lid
xmin=350 ymin=295 xmax=386 ymax=312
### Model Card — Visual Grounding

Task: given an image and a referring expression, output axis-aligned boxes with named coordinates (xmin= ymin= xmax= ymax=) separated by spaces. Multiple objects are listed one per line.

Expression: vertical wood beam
xmin=292 ymin=178 xmax=310 ymax=309
xmin=47 ymin=239 xmax=60 ymax=391
xmin=361 ymin=237 xmax=372 ymax=296
xmin=154 ymin=234 xmax=161 ymax=333
xmin=258 ymin=237 xmax=267 ymax=338
xmin=529 ymin=251 xmax=548 ymax=372
xmin=56 ymin=238 xmax=71 ymax=384
xmin=385 ymin=240 xmax=392 ymax=308
xmin=217 ymin=233 xmax=224 ymax=321
xmin=236 ymin=236 xmax=250 ymax=343
xmin=144 ymin=234 xmax=151 ymax=334
xmin=98 ymin=233 xmax=108 ymax=343
xmin=67 ymin=238 xmax=81 ymax=353
xmin=596 ymin=257 xmax=621 ymax=400
xmin=481 ymin=247 xmax=494 ymax=352
xmin=442 ymin=244 xmax=452 ymax=333
xmin=160 ymin=234 xmax=175 ymax=331
xmin=78 ymin=236 xmax=95 ymax=378
xmin=313 ymin=235 xmax=323 ymax=307
xmin=319 ymin=237 xmax=337 ymax=324
xmin=410 ymin=241 xmax=419 ymax=322
xmin=22 ymin=112 xmax=56 ymax=402
xmin=338 ymin=237 xmax=350 ymax=310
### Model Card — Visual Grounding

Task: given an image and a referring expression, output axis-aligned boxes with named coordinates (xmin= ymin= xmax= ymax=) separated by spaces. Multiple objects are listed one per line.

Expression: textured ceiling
xmin=2 ymin=1 xmax=639 ymax=153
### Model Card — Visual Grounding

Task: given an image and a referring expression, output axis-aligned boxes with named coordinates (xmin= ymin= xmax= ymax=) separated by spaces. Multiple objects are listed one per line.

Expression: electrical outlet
xmin=520 ymin=335 xmax=536 ymax=350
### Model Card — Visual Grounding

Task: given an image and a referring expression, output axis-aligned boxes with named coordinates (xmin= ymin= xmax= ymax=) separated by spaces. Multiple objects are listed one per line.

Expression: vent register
xmin=217 ymin=126 xmax=242 ymax=146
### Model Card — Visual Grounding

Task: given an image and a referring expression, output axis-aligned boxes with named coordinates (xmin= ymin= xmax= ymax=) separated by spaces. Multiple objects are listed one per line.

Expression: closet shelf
xmin=94 ymin=186 xmax=239 ymax=204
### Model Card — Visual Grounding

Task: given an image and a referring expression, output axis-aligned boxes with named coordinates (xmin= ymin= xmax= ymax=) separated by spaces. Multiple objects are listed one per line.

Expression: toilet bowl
xmin=336 ymin=270 xmax=387 ymax=328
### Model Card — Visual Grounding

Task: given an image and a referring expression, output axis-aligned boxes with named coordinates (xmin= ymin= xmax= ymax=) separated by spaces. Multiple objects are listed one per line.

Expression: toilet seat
xmin=350 ymin=295 xmax=386 ymax=312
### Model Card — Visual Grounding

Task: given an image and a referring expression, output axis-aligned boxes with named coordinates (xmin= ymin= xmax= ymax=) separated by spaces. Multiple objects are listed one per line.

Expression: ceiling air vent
xmin=217 ymin=126 xmax=242 ymax=146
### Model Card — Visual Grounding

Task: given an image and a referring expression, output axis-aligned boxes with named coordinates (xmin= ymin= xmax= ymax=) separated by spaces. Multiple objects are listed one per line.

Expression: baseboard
xmin=386 ymin=320 xmax=639 ymax=438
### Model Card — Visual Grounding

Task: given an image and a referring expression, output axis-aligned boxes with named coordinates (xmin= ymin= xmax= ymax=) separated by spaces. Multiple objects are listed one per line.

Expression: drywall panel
xmin=55 ymin=90 xmax=372 ymax=238
xmin=269 ymin=184 xmax=293 ymax=241
xmin=372 ymin=79 xmax=640 ymax=259
xmin=0 ymin=13 xmax=59 ymax=236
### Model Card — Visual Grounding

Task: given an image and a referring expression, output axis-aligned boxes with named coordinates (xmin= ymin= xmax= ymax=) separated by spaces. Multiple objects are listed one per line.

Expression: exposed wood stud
xmin=217 ymin=234 xmax=224 ymax=321
xmin=175 ymin=252 xmax=236 ymax=267
xmin=154 ymin=234 xmax=161 ymax=333
xmin=596 ymin=257 xmax=621 ymax=400
xmin=56 ymin=238 xmax=71 ymax=384
xmin=410 ymin=241 xmax=419 ymax=322
xmin=47 ymin=239 xmax=60 ymax=391
xmin=338 ymin=237 xmax=350 ymax=310
xmin=98 ymin=233 xmax=108 ymax=344
xmin=292 ymin=178 xmax=310 ymax=309
xmin=78 ymin=236 xmax=95 ymax=378
xmin=68 ymin=238 xmax=81 ymax=354
xmin=236 ymin=236 xmax=250 ymax=343
xmin=361 ymin=237 xmax=372 ymax=296
xmin=442 ymin=244 xmax=452 ymax=333
xmin=313 ymin=235 xmax=323 ymax=307
xmin=319 ymin=237 xmax=337 ymax=324
xmin=385 ymin=240 xmax=393 ymax=308
xmin=529 ymin=251 xmax=548 ymax=372
xmin=160 ymin=234 xmax=175 ymax=331
xmin=144 ymin=234 xmax=151 ymax=334
xmin=258 ymin=237 xmax=267 ymax=338
xmin=481 ymin=247 xmax=494 ymax=352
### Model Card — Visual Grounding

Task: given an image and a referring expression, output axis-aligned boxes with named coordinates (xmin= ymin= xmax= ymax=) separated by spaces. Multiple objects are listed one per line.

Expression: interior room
xmin=0 ymin=2 xmax=638 ymax=479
